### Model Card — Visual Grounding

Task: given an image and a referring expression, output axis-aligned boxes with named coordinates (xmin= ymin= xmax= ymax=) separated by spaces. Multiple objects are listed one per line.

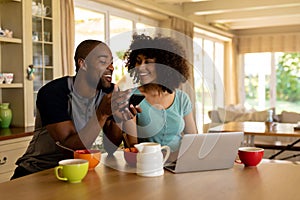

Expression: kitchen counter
xmin=1 ymin=152 xmax=300 ymax=200
xmin=0 ymin=127 xmax=34 ymax=141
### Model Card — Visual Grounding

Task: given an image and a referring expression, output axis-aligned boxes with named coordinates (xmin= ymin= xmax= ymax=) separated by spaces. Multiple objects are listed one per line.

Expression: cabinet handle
xmin=0 ymin=156 xmax=7 ymax=165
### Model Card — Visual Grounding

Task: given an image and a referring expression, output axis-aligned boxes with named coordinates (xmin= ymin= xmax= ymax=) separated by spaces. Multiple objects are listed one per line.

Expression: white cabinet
xmin=0 ymin=0 xmax=60 ymax=127
xmin=0 ymin=136 xmax=32 ymax=183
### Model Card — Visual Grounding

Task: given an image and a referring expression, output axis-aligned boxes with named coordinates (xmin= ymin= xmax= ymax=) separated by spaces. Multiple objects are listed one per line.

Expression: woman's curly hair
xmin=123 ymin=34 xmax=190 ymax=93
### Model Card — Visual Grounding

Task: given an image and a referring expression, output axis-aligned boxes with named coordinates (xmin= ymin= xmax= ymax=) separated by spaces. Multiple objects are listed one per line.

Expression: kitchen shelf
xmin=0 ymin=83 xmax=23 ymax=88
xmin=0 ymin=0 xmax=21 ymax=3
xmin=0 ymin=37 xmax=22 ymax=44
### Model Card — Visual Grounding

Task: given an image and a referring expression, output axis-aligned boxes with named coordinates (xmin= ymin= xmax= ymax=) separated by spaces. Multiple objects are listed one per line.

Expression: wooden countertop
xmin=0 ymin=127 xmax=34 ymax=141
xmin=1 ymin=151 xmax=300 ymax=200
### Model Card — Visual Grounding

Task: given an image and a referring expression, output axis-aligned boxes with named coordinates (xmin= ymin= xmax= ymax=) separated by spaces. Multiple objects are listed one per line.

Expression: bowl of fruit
xmin=123 ymin=147 xmax=138 ymax=167
xmin=74 ymin=149 xmax=101 ymax=170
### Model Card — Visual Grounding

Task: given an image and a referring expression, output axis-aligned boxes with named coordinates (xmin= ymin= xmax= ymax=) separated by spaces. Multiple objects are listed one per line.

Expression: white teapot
xmin=32 ymin=2 xmax=38 ymax=15
xmin=37 ymin=3 xmax=51 ymax=17
xmin=134 ymin=142 xmax=170 ymax=177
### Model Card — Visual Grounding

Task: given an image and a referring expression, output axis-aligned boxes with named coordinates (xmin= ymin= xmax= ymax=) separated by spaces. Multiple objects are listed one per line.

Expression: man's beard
xmin=97 ymin=78 xmax=113 ymax=93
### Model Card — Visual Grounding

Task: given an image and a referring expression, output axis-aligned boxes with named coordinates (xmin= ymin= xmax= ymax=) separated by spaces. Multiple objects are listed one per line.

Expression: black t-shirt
xmin=16 ymin=76 xmax=114 ymax=173
xmin=37 ymin=76 xmax=71 ymax=126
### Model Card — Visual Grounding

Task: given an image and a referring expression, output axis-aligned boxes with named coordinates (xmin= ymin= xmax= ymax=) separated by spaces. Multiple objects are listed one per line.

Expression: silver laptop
xmin=165 ymin=132 xmax=244 ymax=173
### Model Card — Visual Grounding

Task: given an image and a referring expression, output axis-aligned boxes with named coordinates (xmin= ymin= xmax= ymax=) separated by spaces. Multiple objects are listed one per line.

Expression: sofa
xmin=208 ymin=106 xmax=300 ymax=125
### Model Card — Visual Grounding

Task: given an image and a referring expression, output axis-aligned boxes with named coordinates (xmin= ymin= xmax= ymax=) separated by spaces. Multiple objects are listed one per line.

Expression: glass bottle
xmin=266 ymin=109 xmax=273 ymax=122
xmin=265 ymin=109 xmax=274 ymax=131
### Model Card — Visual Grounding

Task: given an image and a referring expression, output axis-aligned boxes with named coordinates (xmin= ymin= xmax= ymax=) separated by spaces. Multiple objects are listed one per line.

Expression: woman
xmin=123 ymin=34 xmax=198 ymax=155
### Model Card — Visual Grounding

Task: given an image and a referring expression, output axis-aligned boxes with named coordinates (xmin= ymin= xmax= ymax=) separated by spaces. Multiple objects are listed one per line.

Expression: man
xmin=11 ymin=40 xmax=137 ymax=179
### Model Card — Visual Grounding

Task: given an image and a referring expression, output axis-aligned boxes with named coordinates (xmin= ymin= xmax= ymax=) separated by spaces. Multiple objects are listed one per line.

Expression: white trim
xmin=270 ymin=53 xmax=277 ymax=108
xmin=75 ymin=0 xmax=159 ymax=27
xmin=194 ymin=27 xmax=231 ymax=43
xmin=105 ymin=10 xmax=109 ymax=44
xmin=239 ymin=55 xmax=245 ymax=105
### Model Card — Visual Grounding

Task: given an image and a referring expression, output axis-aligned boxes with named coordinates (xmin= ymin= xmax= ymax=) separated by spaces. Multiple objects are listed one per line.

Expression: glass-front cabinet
xmin=30 ymin=0 xmax=60 ymax=125
xmin=31 ymin=0 xmax=57 ymax=117
xmin=0 ymin=0 xmax=60 ymax=127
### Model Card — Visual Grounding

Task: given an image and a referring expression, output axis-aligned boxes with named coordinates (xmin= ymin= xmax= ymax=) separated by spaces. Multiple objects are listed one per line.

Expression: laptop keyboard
xmin=165 ymin=162 xmax=177 ymax=170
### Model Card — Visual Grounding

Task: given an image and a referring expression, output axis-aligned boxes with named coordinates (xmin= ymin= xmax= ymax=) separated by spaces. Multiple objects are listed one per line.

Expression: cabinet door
xmin=26 ymin=0 xmax=61 ymax=124
xmin=31 ymin=0 xmax=60 ymax=116
xmin=0 ymin=136 xmax=33 ymax=183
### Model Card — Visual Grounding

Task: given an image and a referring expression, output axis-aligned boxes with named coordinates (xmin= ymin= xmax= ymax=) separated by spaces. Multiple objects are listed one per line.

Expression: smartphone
xmin=129 ymin=94 xmax=145 ymax=107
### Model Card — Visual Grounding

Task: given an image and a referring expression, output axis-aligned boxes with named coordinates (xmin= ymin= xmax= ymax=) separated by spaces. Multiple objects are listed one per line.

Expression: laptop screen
xmin=165 ymin=132 xmax=244 ymax=173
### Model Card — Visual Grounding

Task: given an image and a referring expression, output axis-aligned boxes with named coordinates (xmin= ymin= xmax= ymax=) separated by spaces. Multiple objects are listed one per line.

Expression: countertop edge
xmin=0 ymin=127 xmax=35 ymax=141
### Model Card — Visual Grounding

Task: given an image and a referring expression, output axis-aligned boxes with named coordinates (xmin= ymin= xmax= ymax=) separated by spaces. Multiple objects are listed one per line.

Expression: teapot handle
xmin=45 ymin=6 xmax=51 ymax=15
xmin=161 ymin=145 xmax=170 ymax=164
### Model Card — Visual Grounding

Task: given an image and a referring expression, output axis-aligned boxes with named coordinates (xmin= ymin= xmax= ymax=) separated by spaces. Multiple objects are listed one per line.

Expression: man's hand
xmin=97 ymin=85 xmax=142 ymax=123
xmin=111 ymin=86 xmax=142 ymax=122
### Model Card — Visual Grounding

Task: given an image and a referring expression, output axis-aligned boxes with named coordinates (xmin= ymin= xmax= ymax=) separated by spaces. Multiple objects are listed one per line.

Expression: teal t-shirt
xmin=136 ymin=89 xmax=192 ymax=152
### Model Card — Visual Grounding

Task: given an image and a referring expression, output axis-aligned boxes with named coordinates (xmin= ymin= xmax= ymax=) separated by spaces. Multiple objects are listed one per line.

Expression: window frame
xmin=193 ymin=29 xmax=227 ymax=131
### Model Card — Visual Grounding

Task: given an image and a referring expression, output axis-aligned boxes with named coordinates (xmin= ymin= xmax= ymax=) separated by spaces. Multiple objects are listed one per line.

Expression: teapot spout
xmin=134 ymin=143 xmax=143 ymax=152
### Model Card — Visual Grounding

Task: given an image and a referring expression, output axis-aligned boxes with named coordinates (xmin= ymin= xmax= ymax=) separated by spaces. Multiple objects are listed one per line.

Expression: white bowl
xmin=3 ymin=73 xmax=14 ymax=84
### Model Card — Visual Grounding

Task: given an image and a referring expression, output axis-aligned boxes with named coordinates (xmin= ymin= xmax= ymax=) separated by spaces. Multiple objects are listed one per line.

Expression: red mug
xmin=236 ymin=147 xmax=264 ymax=167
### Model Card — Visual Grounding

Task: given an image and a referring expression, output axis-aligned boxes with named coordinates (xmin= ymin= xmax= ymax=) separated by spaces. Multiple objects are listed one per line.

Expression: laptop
xmin=164 ymin=132 xmax=244 ymax=173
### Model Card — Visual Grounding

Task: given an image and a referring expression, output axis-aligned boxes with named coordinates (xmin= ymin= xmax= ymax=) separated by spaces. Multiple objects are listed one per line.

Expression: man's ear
xmin=78 ymin=58 xmax=87 ymax=71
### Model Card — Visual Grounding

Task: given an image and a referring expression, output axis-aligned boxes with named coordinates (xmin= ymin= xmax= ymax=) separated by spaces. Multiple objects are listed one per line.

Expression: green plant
xmin=276 ymin=53 xmax=300 ymax=102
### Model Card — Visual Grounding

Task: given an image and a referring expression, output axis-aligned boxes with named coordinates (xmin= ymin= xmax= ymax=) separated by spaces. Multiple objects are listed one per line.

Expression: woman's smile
xmin=138 ymin=71 xmax=150 ymax=77
xmin=135 ymin=55 xmax=157 ymax=84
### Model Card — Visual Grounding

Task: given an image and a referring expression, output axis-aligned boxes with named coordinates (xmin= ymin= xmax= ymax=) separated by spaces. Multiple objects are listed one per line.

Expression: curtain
xmin=224 ymin=38 xmax=239 ymax=105
xmin=238 ymin=33 xmax=300 ymax=53
xmin=159 ymin=17 xmax=195 ymax=117
xmin=60 ymin=0 xmax=75 ymax=75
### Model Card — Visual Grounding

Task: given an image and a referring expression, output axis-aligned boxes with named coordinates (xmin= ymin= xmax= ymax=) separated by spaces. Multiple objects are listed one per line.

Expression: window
xmin=109 ymin=15 xmax=133 ymax=83
xmin=193 ymin=28 xmax=226 ymax=131
xmin=242 ymin=52 xmax=300 ymax=114
xmin=74 ymin=0 xmax=158 ymax=83
xmin=74 ymin=7 xmax=105 ymax=47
